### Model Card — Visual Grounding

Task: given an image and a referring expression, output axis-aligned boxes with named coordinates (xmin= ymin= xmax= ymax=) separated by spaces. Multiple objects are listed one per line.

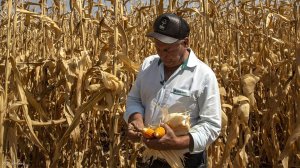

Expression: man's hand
xmin=127 ymin=113 xmax=144 ymax=142
xmin=143 ymin=124 xmax=190 ymax=150
xmin=127 ymin=121 xmax=144 ymax=142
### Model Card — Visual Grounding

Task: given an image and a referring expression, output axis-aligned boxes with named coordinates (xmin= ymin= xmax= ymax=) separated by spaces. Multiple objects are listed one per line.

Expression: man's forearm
xmin=128 ymin=112 xmax=143 ymax=123
xmin=173 ymin=134 xmax=192 ymax=150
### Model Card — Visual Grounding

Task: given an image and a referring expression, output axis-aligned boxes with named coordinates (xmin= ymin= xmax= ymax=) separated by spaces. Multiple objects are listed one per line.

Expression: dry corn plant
xmin=0 ymin=0 xmax=299 ymax=168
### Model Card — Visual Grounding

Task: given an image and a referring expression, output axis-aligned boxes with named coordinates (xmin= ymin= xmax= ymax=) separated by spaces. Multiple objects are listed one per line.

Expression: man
xmin=123 ymin=13 xmax=221 ymax=168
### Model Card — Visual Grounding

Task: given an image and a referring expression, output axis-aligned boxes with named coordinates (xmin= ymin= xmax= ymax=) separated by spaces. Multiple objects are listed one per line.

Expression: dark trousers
xmin=148 ymin=151 xmax=207 ymax=168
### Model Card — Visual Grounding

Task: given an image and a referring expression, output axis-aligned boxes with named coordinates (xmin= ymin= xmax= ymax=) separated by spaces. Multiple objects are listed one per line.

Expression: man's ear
xmin=183 ymin=38 xmax=189 ymax=47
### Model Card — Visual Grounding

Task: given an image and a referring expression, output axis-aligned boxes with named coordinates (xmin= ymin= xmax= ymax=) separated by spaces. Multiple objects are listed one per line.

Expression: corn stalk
xmin=108 ymin=0 xmax=121 ymax=167
xmin=0 ymin=0 xmax=12 ymax=166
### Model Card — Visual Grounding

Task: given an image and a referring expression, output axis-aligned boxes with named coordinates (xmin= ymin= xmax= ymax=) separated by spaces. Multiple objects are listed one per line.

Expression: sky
xmin=0 ymin=0 xmax=169 ymax=14
xmin=0 ymin=0 xmax=268 ymax=15
xmin=0 ymin=0 xmax=112 ymax=13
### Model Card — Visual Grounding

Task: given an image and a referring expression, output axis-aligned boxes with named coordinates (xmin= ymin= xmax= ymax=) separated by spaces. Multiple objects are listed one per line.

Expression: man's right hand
xmin=127 ymin=113 xmax=144 ymax=142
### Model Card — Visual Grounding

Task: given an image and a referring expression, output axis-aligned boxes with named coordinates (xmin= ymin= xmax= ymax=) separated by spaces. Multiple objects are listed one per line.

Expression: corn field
xmin=0 ymin=0 xmax=299 ymax=167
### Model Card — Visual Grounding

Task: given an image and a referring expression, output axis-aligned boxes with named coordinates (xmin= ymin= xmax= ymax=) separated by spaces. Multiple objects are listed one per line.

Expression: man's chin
xmin=164 ymin=63 xmax=180 ymax=68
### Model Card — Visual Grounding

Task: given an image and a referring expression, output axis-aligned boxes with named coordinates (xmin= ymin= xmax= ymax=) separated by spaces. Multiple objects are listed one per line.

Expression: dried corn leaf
xmin=233 ymin=95 xmax=249 ymax=105
xmin=9 ymin=57 xmax=49 ymax=157
xmin=237 ymin=100 xmax=250 ymax=125
xmin=8 ymin=101 xmax=27 ymax=112
xmin=24 ymin=90 xmax=49 ymax=120
xmin=63 ymin=104 xmax=80 ymax=144
xmin=233 ymin=147 xmax=248 ymax=167
xmin=17 ymin=8 xmax=62 ymax=35
xmin=117 ymin=52 xmax=139 ymax=73
xmin=86 ymin=84 xmax=102 ymax=92
xmin=177 ymin=8 xmax=200 ymax=15
xmin=222 ymin=104 xmax=233 ymax=111
xmin=274 ymin=13 xmax=291 ymax=22
xmin=51 ymin=89 xmax=107 ymax=167
xmin=71 ymin=0 xmax=83 ymax=16
xmin=101 ymin=71 xmax=124 ymax=92
xmin=279 ymin=124 xmax=300 ymax=161
xmin=0 ymin=86 xmax=4 ymax=111
xmin=266 ymin=13 xmax=273 ymax=28
xmin=221 ymin=110 xmax=228 ymax=135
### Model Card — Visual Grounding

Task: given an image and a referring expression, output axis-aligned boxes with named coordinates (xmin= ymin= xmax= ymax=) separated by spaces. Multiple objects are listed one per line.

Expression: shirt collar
xmin=158 ymin=59 xmax=162 ymax=66
xmin=185 ymin=49 xmax=198 ymax=68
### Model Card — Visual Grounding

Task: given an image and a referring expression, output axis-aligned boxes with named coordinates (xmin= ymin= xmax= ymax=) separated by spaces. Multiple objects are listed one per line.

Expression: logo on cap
xmin=158 ymin=17 xmax=169 ymax=31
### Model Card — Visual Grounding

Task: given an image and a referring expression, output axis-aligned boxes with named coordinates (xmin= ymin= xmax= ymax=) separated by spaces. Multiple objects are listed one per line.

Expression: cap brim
xmin=146 ymin=32 xmax=178 ymax=44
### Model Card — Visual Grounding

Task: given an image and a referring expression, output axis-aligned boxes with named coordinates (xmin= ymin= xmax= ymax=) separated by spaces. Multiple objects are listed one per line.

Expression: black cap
xmin=147 ymin=13 xmax=190 ymax=44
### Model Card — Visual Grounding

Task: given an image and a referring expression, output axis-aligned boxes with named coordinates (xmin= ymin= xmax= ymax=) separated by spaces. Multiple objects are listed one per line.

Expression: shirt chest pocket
xmin=166 ymin=88 xmax=197 ymax=113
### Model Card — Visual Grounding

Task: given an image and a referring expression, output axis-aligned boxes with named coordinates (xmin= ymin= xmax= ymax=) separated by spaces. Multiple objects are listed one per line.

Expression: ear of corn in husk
xmin=142 ymin=126 xmax=166 ymax=139
xmin=143 ymin=112 xmax=190 ymax=168
xmin=153 ymin=126 xmax=166 ymax=138
xmin=142 ymin=128 xmax=155 ymax=139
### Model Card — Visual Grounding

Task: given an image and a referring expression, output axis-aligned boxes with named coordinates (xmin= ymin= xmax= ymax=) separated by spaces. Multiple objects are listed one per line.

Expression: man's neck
xmin=164 ymin=64 xmax=180 ymax=71
xmin=163 ymin=49 xmax=190 ymax=81
xmin=164 ymin=64 xmax=181 ymax=81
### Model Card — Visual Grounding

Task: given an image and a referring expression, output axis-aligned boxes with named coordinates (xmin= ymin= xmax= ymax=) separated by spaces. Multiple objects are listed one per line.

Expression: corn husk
xmin=143 ymin=149 xmax=186 ymax=168
xmin=166 ymin=113 xmax=190 ymax=136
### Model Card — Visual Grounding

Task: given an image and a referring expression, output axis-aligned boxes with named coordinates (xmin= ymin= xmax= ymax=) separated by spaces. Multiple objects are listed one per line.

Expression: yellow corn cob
xmin=153 ymin=127 xmax=166 ymax=138
xmin=142 ymin=128 xmax=155 ymax=139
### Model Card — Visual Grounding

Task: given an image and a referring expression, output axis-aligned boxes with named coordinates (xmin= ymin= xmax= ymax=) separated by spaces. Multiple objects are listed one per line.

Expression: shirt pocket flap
xmin=171 ymin=88 xmax=191 ymax=97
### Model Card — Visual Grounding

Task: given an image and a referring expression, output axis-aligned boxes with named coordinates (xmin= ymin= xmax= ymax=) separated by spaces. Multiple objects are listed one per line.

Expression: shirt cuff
xmin=189 ymin=130 xmax=206 ymax=153
xmin=123 ymin=106 xmax=145 ymax=123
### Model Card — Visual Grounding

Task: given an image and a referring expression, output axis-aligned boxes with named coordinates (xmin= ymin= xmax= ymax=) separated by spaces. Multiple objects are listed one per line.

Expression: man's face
xmin=154 ymin=39 xmax=187 ymax=68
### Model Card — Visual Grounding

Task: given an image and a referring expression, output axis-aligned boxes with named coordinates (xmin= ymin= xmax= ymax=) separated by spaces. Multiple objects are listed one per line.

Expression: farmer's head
xmin=147 ymin=13 xmax=190 ymax=68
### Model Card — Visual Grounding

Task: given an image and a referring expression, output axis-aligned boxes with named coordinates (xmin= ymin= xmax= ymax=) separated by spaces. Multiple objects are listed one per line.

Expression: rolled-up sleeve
xmin=123 ymin=59 xmax=150 ymax=123
xmin=124 ymin=81 xmax=145 ymax=123
xmin=189 ymin=74 xmax=222 ymax=153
